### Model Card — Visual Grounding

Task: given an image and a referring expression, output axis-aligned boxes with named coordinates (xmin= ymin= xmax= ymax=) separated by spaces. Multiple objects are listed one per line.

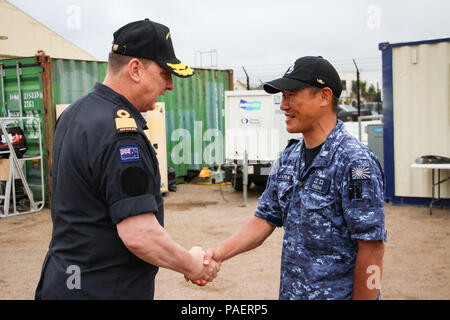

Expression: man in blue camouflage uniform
xmin=199 ymin=56 xmax=386 ymax=299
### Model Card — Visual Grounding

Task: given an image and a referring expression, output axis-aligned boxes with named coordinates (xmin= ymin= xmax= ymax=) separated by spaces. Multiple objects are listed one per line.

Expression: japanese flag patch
xmin=119 ymin=145 xmax=140 ymax=163
xmin=351 ymin=166 xmax=371 ymax=180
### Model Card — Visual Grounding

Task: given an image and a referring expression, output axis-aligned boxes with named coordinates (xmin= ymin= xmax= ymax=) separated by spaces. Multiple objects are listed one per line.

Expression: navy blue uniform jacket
xmin=35 ymin=83 xmax=164 ymax=299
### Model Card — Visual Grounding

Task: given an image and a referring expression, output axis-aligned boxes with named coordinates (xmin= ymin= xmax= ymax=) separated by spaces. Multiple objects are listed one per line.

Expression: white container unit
xmin=224 ymin=90 xmax=299 ymax=189
xmin=379 ymin=37 xmax=450 ymax=208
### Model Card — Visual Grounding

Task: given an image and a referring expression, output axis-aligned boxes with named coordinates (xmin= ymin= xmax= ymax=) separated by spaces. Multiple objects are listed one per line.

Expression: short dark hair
xmin=309 ymin=86 xmax=339 ymax=112
xmin=107 ymin=52 xmax=152 ymax=74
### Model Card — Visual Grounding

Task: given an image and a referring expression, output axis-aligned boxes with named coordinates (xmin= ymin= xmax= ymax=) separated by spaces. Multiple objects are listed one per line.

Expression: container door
xmin=146 ymin=102 xmax=169 ymax=193
xmin=0 ymin=57 xmax=48 ymax=201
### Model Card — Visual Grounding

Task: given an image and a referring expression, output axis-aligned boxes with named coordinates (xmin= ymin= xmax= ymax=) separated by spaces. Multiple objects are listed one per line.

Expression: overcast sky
xmin=7 ymin=0 xmax=450 ymax=87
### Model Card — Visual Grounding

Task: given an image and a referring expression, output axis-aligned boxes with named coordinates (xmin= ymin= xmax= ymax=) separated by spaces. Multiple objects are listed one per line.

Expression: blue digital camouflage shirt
xmin=255 ymin=120 xmax=387 ymax=300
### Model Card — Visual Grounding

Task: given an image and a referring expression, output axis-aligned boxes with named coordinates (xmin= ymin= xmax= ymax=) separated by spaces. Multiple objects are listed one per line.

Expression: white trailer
xmin=224 ymin=90 xmax=300 ymax=190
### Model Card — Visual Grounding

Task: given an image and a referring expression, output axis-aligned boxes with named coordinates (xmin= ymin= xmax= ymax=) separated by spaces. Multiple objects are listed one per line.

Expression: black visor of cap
xmin=263 ymin=56 xmax=342 ymax=97
xmin=263 ymin=77 xmax=311 ymax=94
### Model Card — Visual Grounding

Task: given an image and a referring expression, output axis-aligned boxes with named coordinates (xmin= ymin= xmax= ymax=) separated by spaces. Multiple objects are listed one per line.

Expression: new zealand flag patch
xmin=119 ymin=145 xmax=140 ymax=163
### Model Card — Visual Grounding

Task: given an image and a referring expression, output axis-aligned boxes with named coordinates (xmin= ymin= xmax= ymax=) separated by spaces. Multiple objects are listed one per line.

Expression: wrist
xmin=185 ymin=247 xmax=204 ymax=279
xmin=214 ymin=244 xmax=227 ymax=262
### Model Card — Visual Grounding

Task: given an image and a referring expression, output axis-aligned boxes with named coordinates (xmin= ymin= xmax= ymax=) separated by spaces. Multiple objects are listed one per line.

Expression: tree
xmin=351 ymin=81 xmax=380 ymax=103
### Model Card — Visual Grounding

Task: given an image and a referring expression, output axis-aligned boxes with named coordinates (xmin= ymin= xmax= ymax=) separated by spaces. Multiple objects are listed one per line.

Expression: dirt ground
xmin=0 ymin=183 xmax=449 ymax=300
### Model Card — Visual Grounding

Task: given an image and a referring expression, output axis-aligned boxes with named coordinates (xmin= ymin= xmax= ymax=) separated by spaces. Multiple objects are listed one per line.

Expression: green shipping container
xmin=0 ymin=55 xmax=107 ymax=203
xmin=158 ymin=68 xmax=234 ymax=180
xmin=0 ymin=55 xmax=232 ymax=202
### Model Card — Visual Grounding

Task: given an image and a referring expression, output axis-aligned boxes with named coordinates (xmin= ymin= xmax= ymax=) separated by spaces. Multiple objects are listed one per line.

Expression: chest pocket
xmin=300 ymin=175 xmax=337 ymax=251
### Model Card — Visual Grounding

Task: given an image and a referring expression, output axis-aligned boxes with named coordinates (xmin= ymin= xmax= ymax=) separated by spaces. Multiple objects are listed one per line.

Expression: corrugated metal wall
xmin=391 ymin=41 xmax=449 ymax=198
xmin=52 ymin=59 xmax=107 ymax=105
xmin=1 ymin=56 xmax=50 ymax=201
xmin=1 ymin=56 xmax=232 ymax=198
xmin=159 ymin=68 xmax=233 ymax=178
xmin=0 ymin=56 xmax=107 ymax=201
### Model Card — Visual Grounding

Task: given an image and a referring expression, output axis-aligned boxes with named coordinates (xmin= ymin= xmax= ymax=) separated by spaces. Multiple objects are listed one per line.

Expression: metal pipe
xmin=15 ymin=62 xmax=24 ymax=129
xmin=0 ymin=64 xmax=7 ymax=117
xmin=0 ymin=118 xmax=37 ymax=212
xmin=353 ymin=59 xmax=361 ymax=117
xmin=358 ymin=114 xmax=383 ymax=142
xmin=36 ymin=117 xmax=45 ymax=206
xmin=242 ymin=150 xmax=248 ymax=207
xmin=242 ymin=66 xmax=250 ymax=90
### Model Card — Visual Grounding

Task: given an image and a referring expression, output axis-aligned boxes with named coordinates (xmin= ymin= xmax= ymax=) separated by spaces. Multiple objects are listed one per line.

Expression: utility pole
xmin=353 ymin=59 xmax=361 ymax=116
xmin=377 ymin=81 xmax=381 ymax=114
xmin=242 ymin=66 xmax=250 ymax=90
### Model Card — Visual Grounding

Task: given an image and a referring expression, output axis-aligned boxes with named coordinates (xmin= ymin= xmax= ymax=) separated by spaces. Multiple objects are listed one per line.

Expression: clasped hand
xmin=184 ymin=246 xmax=221 ymax=286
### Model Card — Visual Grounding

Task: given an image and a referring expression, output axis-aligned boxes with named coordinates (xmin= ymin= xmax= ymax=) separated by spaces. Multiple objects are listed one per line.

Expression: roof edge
xmin=379 ymin=37 xmax=450 ymax=51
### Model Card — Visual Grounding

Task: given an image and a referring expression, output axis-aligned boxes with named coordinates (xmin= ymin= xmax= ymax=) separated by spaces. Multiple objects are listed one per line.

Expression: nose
xmin=166 ymin=75 xmax=174 ymax=91
xmin=280 ymin=95 xmax=289 ymax=111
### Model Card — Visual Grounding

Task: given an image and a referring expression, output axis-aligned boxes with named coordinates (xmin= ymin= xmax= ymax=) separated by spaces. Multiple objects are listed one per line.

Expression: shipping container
xmin=158 ymin=68 xmax=233 ymax=181
xmin=0 ymin=55 xmax=107 ymax=202
xmin=0 ymin=56 xmax=233 ymax=199
xmin=379 ymin=37 xmax=450 ymax=208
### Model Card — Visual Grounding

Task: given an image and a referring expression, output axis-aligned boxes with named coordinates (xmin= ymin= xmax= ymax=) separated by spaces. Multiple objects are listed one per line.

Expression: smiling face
xmin=280 ymin=87 xmax=325 ymax=134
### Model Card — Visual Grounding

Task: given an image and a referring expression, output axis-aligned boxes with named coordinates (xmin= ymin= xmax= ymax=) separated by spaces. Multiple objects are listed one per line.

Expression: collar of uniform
xmin=93 ymin=82 xmax=147 ymax=128
xmin=305 ymin=120 xmax=347 ymax=168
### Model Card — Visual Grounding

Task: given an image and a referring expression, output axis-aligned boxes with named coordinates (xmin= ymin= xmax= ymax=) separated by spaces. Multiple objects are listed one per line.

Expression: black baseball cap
xmin=263 ymin=56 xmax=342 ymax=98
xmin=112 ymin=19 xmax=195 ymax=78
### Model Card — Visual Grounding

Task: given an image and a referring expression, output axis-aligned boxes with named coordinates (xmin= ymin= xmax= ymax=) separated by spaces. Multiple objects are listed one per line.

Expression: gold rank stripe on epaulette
xmin=166 ymin=62 xmax=194 ymax=77
xmin=115 ymin=109 xmax=137 ymax=133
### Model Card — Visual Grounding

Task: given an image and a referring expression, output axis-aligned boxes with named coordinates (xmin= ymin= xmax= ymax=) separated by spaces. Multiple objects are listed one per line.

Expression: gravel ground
xmin=0 ymin=183 xmax=449 ymax=300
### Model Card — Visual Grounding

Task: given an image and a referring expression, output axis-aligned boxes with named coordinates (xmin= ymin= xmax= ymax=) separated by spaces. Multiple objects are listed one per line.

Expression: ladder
xmin=0 ymin=117 xmax=45 ymax=218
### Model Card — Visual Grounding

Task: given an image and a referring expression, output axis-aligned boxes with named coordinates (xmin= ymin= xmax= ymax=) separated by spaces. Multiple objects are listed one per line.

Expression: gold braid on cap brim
xmin=166 ymin=62 xmax=194 ymax=77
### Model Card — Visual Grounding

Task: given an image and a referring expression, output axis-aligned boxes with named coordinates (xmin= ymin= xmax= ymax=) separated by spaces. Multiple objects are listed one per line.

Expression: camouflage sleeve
xmin=340 ymin=157 xmax=387 ymax=242
xmin=254 ymin=157 xmax=283 ymax=227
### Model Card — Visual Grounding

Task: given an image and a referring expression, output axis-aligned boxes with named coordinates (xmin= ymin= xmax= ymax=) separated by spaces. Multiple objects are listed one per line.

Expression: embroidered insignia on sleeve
xmin=351 ymin=166 xmax=371 ymax=180
xmin=119 ymin=145 xmax=140 ymax=162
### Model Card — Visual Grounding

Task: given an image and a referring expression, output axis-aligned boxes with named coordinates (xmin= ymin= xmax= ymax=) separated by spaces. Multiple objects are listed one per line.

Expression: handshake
xmin=184 ymin=246 xmax=222 ymax=286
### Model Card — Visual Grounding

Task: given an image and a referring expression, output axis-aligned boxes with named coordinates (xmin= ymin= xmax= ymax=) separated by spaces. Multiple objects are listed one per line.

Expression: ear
xmin=320 ymin=87 xmax=333 ymax=107
xmin=127 ymin=58 xmax=142 ymax=83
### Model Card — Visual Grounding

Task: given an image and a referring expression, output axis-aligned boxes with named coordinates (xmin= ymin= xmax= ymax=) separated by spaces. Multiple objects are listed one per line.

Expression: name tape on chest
xmin=119 ymin=145 xmax=140 ymax=163
xmin=308 ymin=176 xmax=331 ymax=194
xmin=277 ymin=173 xmax=293 ymax=182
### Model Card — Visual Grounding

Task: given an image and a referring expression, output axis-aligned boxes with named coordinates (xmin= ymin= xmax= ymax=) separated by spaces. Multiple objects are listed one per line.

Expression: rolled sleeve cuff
xmin=109 ymin=194 xmax=159 ymax=225
xmin=345 ymin=207 xmax=388 ymax=242
xmin=254 ymin=209 xmax=283 ymax=228
xmin=351 ymin=227 xmax=388 ymax=242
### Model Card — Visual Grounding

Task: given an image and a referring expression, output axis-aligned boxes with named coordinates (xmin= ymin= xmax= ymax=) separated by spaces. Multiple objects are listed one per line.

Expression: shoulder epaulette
xmin=115 ymin=109 xmax=138 ymax=134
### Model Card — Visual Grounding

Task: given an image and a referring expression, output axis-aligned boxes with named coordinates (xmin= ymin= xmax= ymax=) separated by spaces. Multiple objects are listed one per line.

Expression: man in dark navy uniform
xmin=35 ymin=19 xmax=219 ymax=300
